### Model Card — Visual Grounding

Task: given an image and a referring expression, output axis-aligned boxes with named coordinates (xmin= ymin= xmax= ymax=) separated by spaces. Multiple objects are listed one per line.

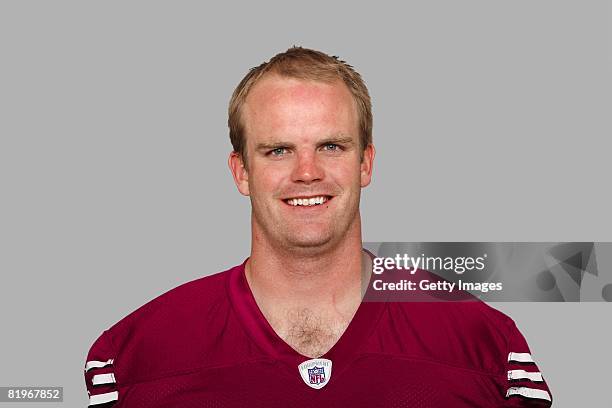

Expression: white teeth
xmin=286 ymin=196 xmax=328 ymax=206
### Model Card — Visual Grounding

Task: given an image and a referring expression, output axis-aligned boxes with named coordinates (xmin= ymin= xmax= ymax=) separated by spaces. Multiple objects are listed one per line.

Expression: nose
xmin=291 ymin=151 xmax=323 ymax=184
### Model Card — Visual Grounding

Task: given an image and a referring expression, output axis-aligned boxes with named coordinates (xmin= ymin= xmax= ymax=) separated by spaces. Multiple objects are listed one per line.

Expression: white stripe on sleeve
xmin=92 ymin=373 xmax=116 ymax=386
xmin=89 ymin=391 xmax=119 ymax=405
xmin=507 ymin=369 xmax=543 ymax=382
xmin=85 ymin=359 xmax=114 ymax=372
xmin=507 ymin=352 xmax=534 ymax=363
xmin=506 ymin=387 xmax=551 ymax=401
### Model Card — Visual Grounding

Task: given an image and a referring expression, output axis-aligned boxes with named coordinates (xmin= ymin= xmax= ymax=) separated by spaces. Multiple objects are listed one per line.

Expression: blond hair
xmin=228 ymin=46 xmax=372 ymax=164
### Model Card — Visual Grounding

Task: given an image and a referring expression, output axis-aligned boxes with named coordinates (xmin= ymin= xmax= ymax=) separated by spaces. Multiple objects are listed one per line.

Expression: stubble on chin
xmin=254 ymin=214 xmax=335 ymax=254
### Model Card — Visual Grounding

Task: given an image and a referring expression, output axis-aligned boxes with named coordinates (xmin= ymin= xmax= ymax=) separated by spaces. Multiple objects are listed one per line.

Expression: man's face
xmin=229 ymin=75 xmax=374 ymax=252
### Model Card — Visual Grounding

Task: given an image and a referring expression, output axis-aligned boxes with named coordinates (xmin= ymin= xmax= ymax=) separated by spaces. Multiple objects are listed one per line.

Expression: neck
xmin=246 ymin=217 xmax=367 ymax=308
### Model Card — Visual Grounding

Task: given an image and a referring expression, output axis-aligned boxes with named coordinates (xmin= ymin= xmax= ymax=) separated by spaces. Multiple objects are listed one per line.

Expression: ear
xmin=228 ymin=152 xmax=250 ymax=196
xmin=360 ymin=143 xmax=375 ymax=188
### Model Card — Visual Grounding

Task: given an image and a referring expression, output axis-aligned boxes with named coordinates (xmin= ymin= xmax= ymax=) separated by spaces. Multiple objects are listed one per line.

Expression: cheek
xmin=330 ymin=161 xmax=363 ymax=188
xmin=249 ymin=164 xmax=286 ymax=197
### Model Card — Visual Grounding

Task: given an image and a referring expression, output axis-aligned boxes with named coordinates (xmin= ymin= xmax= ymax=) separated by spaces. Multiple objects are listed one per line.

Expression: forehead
xmin=241 ymin=75 xmax=358 ymax=139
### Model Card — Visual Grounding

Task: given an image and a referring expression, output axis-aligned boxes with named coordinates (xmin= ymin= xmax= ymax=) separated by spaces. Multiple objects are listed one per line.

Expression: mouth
xmin=282 ymin=195 xmax=333 ymax=207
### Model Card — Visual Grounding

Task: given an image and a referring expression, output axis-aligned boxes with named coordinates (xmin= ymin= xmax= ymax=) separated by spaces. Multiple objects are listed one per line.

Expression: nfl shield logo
xmin=308 ymin=366 xmax=326 ymax=385
xmin=298 ymin=358 xmax=332 ymax=390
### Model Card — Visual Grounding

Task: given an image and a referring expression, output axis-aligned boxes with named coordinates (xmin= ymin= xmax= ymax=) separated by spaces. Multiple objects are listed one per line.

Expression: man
xmin=84 ymin=47 xmax=552 ymax=407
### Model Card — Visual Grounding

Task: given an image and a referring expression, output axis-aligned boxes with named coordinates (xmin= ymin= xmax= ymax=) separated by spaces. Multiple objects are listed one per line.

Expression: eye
xmin=322 ymin=143 xmax=340 ymax=151
xmin=268 ymin=147 xmax=288 ymax=156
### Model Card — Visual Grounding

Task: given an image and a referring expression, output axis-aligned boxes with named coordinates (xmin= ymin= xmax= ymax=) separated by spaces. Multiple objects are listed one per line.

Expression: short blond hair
xmin=228 ymin=47 xmax=372 ymax=164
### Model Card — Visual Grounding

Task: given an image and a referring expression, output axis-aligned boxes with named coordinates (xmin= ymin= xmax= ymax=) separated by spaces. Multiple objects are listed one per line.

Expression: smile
xmin=283 ymin=196 xmax=331 ymax=207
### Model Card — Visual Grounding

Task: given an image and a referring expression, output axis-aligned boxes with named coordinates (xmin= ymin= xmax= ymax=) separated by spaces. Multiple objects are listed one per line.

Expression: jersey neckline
xmin=227 ymin=256 xmax=387 ymax=377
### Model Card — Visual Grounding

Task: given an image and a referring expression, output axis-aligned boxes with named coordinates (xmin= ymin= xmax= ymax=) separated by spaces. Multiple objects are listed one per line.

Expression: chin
xmin=281 ymin=231 xmax=335 ymax=250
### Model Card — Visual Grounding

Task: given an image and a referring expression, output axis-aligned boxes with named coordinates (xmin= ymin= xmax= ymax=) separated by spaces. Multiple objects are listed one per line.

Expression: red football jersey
xmin=84 ymin=260 xmax=552 ymax=407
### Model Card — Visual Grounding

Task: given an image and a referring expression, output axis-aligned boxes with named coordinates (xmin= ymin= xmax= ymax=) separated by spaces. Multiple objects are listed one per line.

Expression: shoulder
xmin=379 ymin=299 xmax=516 ymax=374
xmin=84 ymin=264 xmax=242 ymax=399
xmin=108 ymin=265 xmax=233 ymax=344
xmin=374 ymin=300 xmax=553 ymax=405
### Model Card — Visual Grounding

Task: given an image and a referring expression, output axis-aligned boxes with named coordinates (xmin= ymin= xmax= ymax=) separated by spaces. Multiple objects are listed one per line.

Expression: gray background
xmin=0 ymin=1 xmax=610 ymax=406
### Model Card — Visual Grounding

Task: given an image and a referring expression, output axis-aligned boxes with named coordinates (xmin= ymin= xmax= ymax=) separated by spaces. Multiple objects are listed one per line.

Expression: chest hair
xmin=270 ymin=307 xmax=351 ymax=358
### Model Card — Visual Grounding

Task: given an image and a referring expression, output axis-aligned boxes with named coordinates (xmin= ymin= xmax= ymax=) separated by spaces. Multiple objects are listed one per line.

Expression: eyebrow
xmin=255 ymin=136 xmax=356 ymax=152
xmin=255 ymin=141 xmax=297 ymax=151
xmin=317 ymin=136 xmax=355 ymax=146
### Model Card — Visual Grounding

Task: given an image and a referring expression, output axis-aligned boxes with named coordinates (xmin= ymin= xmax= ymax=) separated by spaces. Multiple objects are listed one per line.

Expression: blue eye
xmin=323 ymin=144 xmax=339 ymax=151
xmin=269 ymin=147 xmax=287 ymax=156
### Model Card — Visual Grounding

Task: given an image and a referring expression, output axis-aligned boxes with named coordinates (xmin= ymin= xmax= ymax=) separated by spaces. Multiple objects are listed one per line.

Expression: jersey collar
xmin=227 ymin=256 xmax=387 ymax=378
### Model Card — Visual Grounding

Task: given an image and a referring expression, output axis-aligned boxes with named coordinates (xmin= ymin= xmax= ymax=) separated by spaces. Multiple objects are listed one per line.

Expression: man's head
xmin=228 ymin=47 xmax=375 ymax=254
